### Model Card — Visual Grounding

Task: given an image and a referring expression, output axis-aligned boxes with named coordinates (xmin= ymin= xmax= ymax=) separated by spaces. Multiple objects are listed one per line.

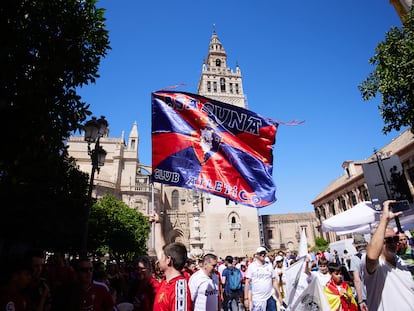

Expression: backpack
xmin=227 ymin=267 xmax=241 ymax=290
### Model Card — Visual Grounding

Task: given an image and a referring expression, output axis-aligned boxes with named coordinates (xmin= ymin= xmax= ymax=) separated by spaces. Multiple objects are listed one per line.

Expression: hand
xmin=359 ymin=301 xmax=368 ymax=311
xmin=383 ymin=200 xmax=403 ymax=221
xmin=149 ymin=211 xmax=160 ymax=223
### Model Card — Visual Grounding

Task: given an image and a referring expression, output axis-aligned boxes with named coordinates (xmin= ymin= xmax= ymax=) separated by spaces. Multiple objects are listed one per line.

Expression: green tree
xmin=313 ymin=237 xmax=329 ymax=252
xmin=89 ymin=195 xmax=151 ymax=260
xmin=359 ymin=6 xmax=414 ymax=134
xmin=0 ymin=0 xmax=110 ymax=251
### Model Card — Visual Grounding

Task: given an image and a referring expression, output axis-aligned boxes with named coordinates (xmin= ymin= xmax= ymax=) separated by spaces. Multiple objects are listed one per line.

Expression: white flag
xmin=284 ymin=256 xmax=308 ymax=308
xmin=290 ymin=277 xmax=330 ymax=311
xmin=298 ymin=228 xmax=308 ymax=257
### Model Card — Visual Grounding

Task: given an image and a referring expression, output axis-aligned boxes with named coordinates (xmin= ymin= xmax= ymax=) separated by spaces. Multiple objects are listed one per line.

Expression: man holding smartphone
xmin=361 ymin=200 xmax=414 ymax=310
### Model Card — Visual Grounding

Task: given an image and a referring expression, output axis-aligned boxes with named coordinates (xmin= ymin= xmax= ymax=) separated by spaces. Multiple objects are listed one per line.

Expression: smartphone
xmin=390 ymin=200 xmax=411 ymax=213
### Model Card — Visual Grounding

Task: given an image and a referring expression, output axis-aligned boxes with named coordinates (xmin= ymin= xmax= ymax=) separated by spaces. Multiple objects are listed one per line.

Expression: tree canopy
xmin=89 ymin=195 xmax=151 ymax=260
xmin=359 ymin=6 xmax=414 ymax=134
xmin=0 ymin=0 xmax=110 ymax=251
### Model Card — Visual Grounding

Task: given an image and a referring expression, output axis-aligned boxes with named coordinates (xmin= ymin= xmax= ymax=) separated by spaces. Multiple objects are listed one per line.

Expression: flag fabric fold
xmin=289 ymin=277 xmax=331 ymax=311
xmin=284 ymin=256 xmax=308 ymax=307
xmin=151 ymin=90 xmax=278 ymax=208
xmin=324 ymin=278 xmax=358 ymax=311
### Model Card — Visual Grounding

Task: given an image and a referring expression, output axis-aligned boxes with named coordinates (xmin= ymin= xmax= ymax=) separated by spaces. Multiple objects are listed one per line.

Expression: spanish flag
xmin=323 ymin=278 xmax=357 ymax=311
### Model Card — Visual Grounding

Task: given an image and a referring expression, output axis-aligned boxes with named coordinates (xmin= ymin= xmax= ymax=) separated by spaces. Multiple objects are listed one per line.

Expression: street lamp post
xmin=81 ymin=116 xmax=108 ymax=255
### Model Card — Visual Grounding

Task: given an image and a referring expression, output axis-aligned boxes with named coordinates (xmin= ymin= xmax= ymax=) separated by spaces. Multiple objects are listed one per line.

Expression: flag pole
xmin=151 ymin=182 xmax=155 ymax=249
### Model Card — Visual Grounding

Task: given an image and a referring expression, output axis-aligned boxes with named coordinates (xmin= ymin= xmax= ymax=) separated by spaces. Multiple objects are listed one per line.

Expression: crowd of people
xmin=1 ymin=200 xmax=413 ymax=310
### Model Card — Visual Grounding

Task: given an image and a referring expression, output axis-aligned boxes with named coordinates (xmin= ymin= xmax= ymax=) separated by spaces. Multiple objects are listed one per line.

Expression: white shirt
xmin=362 ymin=254 xmax=414 ymax=311
xmin=306 ymin=270 xmax=331 ymax=287
xmin=218 ymin=263 xmax=227 ymax=278
xmin=189 ymin=269 xmax=220 ymax=311
xmin=246 ymin=260 xmax=276 ymax=301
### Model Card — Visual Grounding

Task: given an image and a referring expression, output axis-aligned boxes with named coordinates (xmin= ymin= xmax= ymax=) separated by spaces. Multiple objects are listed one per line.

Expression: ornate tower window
xmin=220 ymin=78 xmax=226 ymax=92
xmin=235 ymin=83 xmax=239 ymax=94
xmin=229 ymin=83 xmax=233 ymax=93
xmin=213 ymin=82 xmax=217 ymax=92
xmin=216 ymin=59 xmax=221 ymax=67
xmin=207 ymin=81 xmax=211 ymax=92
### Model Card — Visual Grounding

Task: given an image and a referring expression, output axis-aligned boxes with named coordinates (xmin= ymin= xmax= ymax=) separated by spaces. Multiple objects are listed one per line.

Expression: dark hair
xmin=225 ymin=255 xmax=233 ymax=263
xmin=318 ymin=257 xmax=328 ymax=266
xmin=163 ymin=242 xmax=188 ymax=271
xmin=74 ymin=256 xmax=92 ymax=271
xmin=201 ymin=253 xmax=218 ymax=264
xmin=327 ymin=262 xmax=342 ymax=273
xmin=135 ymin=255 xmax=153 ymax=272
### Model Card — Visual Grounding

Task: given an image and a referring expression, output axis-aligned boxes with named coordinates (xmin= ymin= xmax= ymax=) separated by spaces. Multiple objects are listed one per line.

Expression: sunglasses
xmin=384 ymin=236 xmax=400 ymax=244
xmin=257 ymin=252 xmax=266 ymax=257
xmin=79 ymin=267 xmax=93 ymax=273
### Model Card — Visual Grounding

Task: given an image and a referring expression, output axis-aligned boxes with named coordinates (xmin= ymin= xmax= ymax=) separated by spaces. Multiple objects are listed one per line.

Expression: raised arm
xmin=149 ymin=211 xmax=166 ymax=261
xmin=366 ymin=200 xmax=401 ymax=274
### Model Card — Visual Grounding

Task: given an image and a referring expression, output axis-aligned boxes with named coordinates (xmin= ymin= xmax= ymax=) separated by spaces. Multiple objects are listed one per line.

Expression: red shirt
xmin=153 ymin=275 xmax=192 ymax=311
xmin=0 ymin=286 xmax=31 ymax=311
xmin=132 ymin=277 xmax=161 ymax=311
xmin=81 ymin=283 xmax=114 ymax=311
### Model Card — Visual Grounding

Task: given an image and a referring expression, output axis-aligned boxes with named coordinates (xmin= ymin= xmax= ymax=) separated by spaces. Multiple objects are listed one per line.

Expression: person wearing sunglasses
xmin=243 ymin=247 xmax=283 ymax=311
xmin=362 ymin=200 xmax=414 ymax=310
xmin=52 ymin=257 xmax=114 ymax=311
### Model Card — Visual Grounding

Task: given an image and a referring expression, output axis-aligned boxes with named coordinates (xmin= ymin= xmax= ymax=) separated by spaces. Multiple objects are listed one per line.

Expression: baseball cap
xmin=256 ymin=246 xmax=267 ymax=254
xmin=275 ymin=255 xmax=283 ymax=262
xmin=353 ymin=235 xmax=367 ymax=246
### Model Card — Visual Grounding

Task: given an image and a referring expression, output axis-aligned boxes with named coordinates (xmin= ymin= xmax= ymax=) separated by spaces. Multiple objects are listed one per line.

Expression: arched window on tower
xmin=220 ymin=78 xmax=226 ymax=92
xmin=207 ymin=81 xmax=211 ymax=92
xmin=172 ymin=190 xmax=179 ymax=210
xmin=130 ymin=139 xmax=136 ymax=149
xmin=231 ymin=216 xmax=236 ymax=224
xmin=216 ymin=59 xmax=221 ymax=67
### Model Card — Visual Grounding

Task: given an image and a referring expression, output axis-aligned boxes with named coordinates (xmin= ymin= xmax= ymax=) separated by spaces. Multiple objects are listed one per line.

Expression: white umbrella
xmin=322 ymin=201 xmax=414 ymax=235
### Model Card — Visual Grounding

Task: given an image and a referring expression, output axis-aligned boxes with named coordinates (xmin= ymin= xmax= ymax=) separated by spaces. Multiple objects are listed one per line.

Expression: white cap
xmin=256 ymin=246 xmax=266 ymax=253
xmin=275 ymin=255 xmax=283 ymax=262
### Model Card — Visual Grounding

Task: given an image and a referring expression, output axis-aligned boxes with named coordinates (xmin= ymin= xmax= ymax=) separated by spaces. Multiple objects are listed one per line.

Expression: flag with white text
xmin=151 ymin=91 xmax=278 ymax=208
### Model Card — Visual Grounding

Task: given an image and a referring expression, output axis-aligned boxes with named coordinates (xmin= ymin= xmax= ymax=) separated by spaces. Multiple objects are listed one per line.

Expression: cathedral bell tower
xmin=193 ymin=29 xmax=261 ymax=258
xmin=197 ymin=29 xmax=246 ymax=108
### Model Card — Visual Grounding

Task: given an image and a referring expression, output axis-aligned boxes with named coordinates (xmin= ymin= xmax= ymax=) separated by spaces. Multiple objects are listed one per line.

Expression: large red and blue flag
xmin=151 ymin=91 xmax=278 ymax=208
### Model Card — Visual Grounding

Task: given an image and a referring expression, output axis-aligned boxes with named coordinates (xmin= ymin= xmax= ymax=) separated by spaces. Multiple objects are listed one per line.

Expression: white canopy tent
xmin=321 ymin=201 xmax=414 ymax=235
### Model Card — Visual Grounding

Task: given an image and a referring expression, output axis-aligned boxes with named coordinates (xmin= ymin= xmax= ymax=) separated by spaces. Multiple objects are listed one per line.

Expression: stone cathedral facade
xmin=67 ymin=31 xmax=315 ymax=259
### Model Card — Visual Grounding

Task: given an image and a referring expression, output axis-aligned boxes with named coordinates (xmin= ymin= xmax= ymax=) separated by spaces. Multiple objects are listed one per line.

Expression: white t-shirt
xmin=188 ymin=269 xmax=220 ymax=311
xmin=218 ymin=263 xmax=227 ymax=278
xmin=362 ymin=254 xmax=414 ymax=311
xmin=306 ymin=270 xmax=331 ymax=287
xmin=245 ymin=260 xmax=276 ymax=302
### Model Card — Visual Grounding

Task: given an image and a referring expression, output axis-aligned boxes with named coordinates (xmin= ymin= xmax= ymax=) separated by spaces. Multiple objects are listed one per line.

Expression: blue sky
xmin=79 ymin=0 xmax=406 ymax=215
